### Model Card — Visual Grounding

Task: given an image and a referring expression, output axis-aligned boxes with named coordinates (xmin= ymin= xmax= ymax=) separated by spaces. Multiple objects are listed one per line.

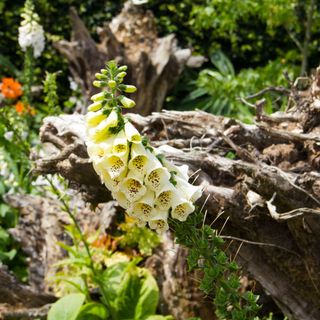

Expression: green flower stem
xmin=45 ymin=177 xmax=95 ymax=273
xmin=23 ymin=46 xmax=34 ymax=106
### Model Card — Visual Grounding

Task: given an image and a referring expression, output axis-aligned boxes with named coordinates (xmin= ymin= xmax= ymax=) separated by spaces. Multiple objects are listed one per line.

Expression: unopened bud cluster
xmin=85 ymin=61 xmax=202 ymax=233
xmin=18 ymin=0 xmax=45 ymax=58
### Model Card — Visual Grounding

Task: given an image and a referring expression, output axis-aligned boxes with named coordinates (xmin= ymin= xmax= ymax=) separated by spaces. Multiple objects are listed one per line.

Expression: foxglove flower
xmin=85 ymin=61 xmax=203 ymax=233
xmin=18 ymin=0 xmax=45 ymax=58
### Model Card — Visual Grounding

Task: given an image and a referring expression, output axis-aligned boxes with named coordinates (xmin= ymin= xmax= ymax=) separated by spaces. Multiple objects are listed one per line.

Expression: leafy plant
xmin=47 ymin=177 xmax=173 ymax=320
xmin=168 ymin=50 xmax=298 ymax=123
xmin=170 ymin=210 xmax=260 ymax=320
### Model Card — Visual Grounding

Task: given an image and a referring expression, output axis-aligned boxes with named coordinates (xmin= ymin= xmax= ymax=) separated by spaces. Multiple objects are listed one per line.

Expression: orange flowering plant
xmin=0 ymin=78 xmax=23 ymax=100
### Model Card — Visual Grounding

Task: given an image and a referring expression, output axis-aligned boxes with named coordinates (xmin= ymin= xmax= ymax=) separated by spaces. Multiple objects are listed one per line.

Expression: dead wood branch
xmin=54 ymin=2 xmax=205 ymax=115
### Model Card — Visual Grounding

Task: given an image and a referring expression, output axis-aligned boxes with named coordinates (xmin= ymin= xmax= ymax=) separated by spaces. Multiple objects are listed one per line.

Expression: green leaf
xmin=48 ymin=293 xmax=85 ymax=320
xmin=134 ymin=269 xmax=159 ymax=319
xmin=76 ymin=302 xmax=109 ymax=320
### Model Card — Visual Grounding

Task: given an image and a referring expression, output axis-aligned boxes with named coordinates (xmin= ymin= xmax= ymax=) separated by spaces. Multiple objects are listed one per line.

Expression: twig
xmin=243 ymin=86 xmax=291 ymax=100
xmin=220 ymin=235 xmax=301 ymax=258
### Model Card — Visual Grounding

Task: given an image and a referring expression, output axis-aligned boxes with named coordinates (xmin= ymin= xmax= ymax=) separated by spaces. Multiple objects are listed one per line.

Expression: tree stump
xmin=54 ymin=2 xmax=204 ymax=115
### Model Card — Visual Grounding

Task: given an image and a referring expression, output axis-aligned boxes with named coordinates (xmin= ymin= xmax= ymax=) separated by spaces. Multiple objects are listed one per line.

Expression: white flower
xmin=124 ymin=122 xmax=141 ymax=143
xmin=85 ymin=110 xmax=107 ymax=128
xmin=86 ymin=140 xmax=113 ymax=165
xmin=175 ymin=176 xmax=202 ymax=202
xmin=18 ymin=21 xmax=45 ymax=58
xmin=121 ymin=172 xmax=146 ymax=202
xmin=95 ymin=154 xmax=127 ymax=179
xmin=100 ymin=169 xmax=127 ymax=192
xmin=154 ymin=185 xmax=176 ymax=210
xmin=171 ymin=197 xmax=195 ymax=222
xmin=128 ymin=143 xmax=150 ymax=177
xmin=113 ymin=130 xmax=128 ymax=157
xmin=112 ymin=191 xmax=131 ymax=209
xmin=145 ymin=166 xmax=170 ymax=193
xmin=148 ymin=211 xmax=169 ymax=234
xmin=127 ymin=190 xmax=155 ymax=221
xmin=89 ymin=110 xmax=118 ymax=142
xmin=4 ymin=131 xmax=14 ymax=141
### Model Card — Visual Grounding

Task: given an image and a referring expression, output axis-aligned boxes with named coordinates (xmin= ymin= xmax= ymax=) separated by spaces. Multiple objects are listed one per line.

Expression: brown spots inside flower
xmin=157 ymin=191 xmax=172 ymax=208
xmin=132 ymin=156 xmax=147 ymax=171
xmin=114 ymin=144 xmax=127 ymax=154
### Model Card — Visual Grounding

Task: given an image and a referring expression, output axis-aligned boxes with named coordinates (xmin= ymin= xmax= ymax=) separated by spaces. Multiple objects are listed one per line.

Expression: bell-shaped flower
xmin=89 ymin=109 xmax=118 ymax=142
xmin=175 ymin=176 xmax=203 ymax=202
xmin=113 ymin=130 xmax=128 ymax=157
xmin=112 ymin=191 xmax=131 ymax=209
xmin=171 ymin=197 xmax=195 ymax=222
xmin=124 ymin=122 xmax=141 ymax=143
xmin=88 ymin=101 xmax=103 ymax=112
xmin=98 ymin=168 xmax=127 ymax=192
xmin=85 ymin=110 xmax=107 ymax=128
xmin=127 ymin=190 xmax=155 ymax=221
xmin=162 ymin=159 xmax=189 ymax=181
xmin=145 ymin=164 xmax=170 ymax=193
xmin=121 ymin=172 xmax=146 ymax=202
xmin=95 ymin=154 xmax=127 ymax=179
xmin=86 ymin=139 xmax=113 ymax=163
xmin=128 ymin=143 xmax=150 ymax=177
xmin=154 ymin=184 xmax=176 ymax=210
xmin=148 ymin=211 xmax=169 ymax=234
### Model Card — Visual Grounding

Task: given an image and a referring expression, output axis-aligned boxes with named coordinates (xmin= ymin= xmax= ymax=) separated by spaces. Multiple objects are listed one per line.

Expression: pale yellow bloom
xmin=128 ymin=143 xmax=150 ymax=177
xmin=113 ymin=130 xmax=128 ymax=157
xmin=124 ymin=122 xmax=141 ymax=143
xmin=154 ymin=185 xmax=176 ymax=210
xmin=127 ymin=190 xmax=155 ymax=221
xmin=121 ymin=172 xmax=146 ymax=202
xmin=89 ymin=110 xmax=118 ymax=142
xmin=148 ymin=211 xmax=169 ymax=234
xmin=171 ymin=197 xmax=195 ymax=221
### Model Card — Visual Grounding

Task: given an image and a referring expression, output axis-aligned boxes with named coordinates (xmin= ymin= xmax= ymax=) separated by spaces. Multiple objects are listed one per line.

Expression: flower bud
xmin=93 ymin=80 xmax=108 ymax=88
xmin=95 ymin=73 xmax=108 ymax=80
xmin=88 ymin=101 xmax=103 ymax=112
xmin=91 ymin=92 xmax=105 ymax=102
xmin=119 ymin=85 xmax=137 ymax=93
xmin=100 ymin=68 xmax=108 ymax=75
xmin=118 ymin=65 xmax=128 ymax=72
xmin=117 ymin=72 xmax=127 ymax=79
xmin=108 ymin=80 xmax=117 ymax=88
xmin=119 ymin=96 xmax=136 ymax=109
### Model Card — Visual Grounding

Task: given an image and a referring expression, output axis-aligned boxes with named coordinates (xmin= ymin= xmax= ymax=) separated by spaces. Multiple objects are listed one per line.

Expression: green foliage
xmin=99 ymin=260 xmax=163 ymax=320
xmin=47 ymin=175 xmax=172 ymax=320
xmin=118 ymin=218 xmax=160 ymax=256
xmin=170 ymin=210 xmax=260 ymax=320
xmin=43 ymin=71 xmax=61 ymax=114
xmin=168 ymin=50 xmax=298 ymax=122
xmin=48 ymin=293 xmax=86 ymax=320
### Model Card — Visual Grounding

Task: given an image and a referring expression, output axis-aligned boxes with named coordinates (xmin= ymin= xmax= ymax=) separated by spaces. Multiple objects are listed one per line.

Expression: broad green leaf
xmin=76 ymin=302 xmax=109 ymax=320
xmin=134 ymin=269 xmax=159 ymax=319
xmin=48 ymin=293 xmax=85 ymax=320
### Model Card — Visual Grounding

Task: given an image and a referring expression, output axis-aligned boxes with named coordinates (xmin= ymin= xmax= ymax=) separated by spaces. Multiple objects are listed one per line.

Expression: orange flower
xmin=15 ymin=101 xmax=25 ymax=113
xmin=15 ymin=101 xmax=36 ymax=115
xmin=0 ymin=78 xmax=23 ymax=99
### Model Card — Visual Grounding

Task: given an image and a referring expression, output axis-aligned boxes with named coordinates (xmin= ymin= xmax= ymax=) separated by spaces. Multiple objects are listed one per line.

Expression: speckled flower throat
xmin=85 ymin=61 xmax=202 ymax=233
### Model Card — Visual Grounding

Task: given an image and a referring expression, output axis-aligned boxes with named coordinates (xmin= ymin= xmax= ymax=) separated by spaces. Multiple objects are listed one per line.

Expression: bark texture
xmin=31 ymin=68 xmax=320 ymax=320
xmin=54 ymin=2 xmax=204 ymax=115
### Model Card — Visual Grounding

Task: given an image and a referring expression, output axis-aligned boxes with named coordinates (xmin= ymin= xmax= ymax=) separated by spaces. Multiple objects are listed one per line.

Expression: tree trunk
xmin=54 ymin=2 xmax=204 ymax=115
